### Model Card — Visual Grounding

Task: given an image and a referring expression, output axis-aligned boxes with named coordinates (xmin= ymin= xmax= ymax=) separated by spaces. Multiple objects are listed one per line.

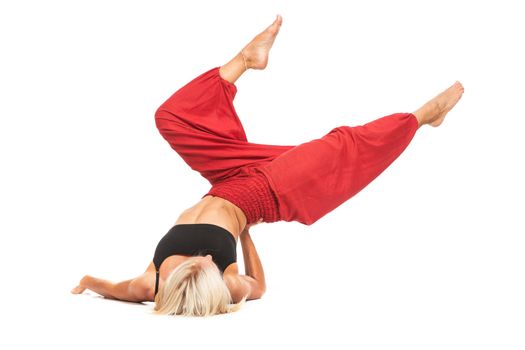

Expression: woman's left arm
xmin=71 ymin=263 xmax=156 ymax=302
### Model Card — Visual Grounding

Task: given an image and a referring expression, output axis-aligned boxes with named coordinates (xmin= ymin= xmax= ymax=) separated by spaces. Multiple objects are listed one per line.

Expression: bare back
xmin=174 ymin=195 xmax=247 ymax=240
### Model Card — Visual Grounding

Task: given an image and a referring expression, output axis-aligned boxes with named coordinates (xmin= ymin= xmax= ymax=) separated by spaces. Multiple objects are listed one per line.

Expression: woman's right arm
xmin=237 ymin=228 xmax=266 ymax=300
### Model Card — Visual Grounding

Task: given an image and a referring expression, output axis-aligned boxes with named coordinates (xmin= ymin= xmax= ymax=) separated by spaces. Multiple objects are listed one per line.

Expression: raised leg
xmin=258 ymin=112 xmax=421 ymax=225
xmin=155 ymin=67 xmax=294 ymax=185
xmin=259 ymin=77 xmax=465 ymax=226
xmin=259 ymin=80 xmax=465 ymax=225
xmin=154 ymin=15 xmax=292 ymax=185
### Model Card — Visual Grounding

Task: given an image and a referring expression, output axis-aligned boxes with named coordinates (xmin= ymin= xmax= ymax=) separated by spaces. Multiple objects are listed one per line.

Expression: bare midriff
xmin=174 ymin=195 xmax=247 ymax=240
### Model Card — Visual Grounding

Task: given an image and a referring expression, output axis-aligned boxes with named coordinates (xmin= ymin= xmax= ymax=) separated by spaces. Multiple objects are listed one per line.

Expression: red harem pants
xmin=154 ymin=67 xmax=419 ymax=226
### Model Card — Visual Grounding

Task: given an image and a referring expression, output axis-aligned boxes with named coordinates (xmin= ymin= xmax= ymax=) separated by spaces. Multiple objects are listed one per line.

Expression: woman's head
xmin=153 ymin=255 xmax=244 ymax=317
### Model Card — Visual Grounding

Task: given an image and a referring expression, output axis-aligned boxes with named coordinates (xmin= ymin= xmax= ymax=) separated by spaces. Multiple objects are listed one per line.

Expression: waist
xmin=203 ymin=169 xmax=281 ymax=225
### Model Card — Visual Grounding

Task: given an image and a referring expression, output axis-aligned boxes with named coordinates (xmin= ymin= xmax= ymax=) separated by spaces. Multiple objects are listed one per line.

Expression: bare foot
xmin=241 ymin=15 xmax=283 ymax=70
xmin=414 ymin=81 xmax=465 ymax=127
xmin=429 ymin=81 xmax=465 ymax=126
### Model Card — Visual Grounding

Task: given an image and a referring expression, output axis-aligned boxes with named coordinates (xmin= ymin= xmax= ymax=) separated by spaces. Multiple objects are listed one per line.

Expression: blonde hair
xmin=153 ymin=257 xmax=245 ymax=317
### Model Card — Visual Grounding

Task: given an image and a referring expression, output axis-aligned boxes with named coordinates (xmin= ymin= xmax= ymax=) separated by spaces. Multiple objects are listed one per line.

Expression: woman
xmin=71 ymin=15 xmax=465 ymax=316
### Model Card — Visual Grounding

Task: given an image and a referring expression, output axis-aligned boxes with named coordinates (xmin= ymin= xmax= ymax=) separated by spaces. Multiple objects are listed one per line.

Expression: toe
xmin=270 ymin=15 xmax=282 ymax=31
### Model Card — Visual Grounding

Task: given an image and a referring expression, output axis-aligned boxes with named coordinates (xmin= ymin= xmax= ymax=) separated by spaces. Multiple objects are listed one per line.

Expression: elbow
xmin=250 ymin=283 xmax=266 ymax=301
xmin=145 ymin=286 xmax=156 ymax=302
xmin=130 ymin=279 xmax=155 ymax=302
xmin=258 ymin=282 xmax=267 ymax=297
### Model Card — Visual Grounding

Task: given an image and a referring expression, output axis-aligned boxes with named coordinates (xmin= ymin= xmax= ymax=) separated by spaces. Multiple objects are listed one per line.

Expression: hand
xmin=70 ymin=275 xmax=90 ymax=294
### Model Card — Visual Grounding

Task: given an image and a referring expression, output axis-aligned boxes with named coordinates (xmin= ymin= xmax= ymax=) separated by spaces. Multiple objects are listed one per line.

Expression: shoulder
xmin=223 ymin=264 xmax=250 ymax=303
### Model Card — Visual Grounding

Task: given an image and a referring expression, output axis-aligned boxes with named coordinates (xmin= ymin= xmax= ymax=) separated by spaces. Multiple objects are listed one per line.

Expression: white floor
xmin=2 ymin=1 xmax=524 ymax=349
xmin=7 ymin=206 xmax=525 ymax=349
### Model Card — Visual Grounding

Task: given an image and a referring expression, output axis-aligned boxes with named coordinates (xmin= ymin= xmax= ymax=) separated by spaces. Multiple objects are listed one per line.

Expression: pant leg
xmin=155 ymin=66 xmax=294 ymax=185
xmin=257 ymin=112 xmax=419 ymax=225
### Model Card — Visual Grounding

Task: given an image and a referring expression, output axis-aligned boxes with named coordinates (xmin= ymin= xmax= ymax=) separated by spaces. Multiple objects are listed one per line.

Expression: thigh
xmin=156 ymin=117 xmax=294 ymax=184
xmin=155 ymin=66 xmax=295 ymax=184
xmin=259 ymin=113 xmax=419 ymax=225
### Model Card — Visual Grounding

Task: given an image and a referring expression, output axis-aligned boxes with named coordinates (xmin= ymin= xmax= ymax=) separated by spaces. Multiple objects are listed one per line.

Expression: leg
xmin=258 ymin=82 xmax=464 ymax=225
xmin=155 ymin=67 xmax=294 ymax=185
xmin=258 ymin=113 xmax=419 ymax=225
xmin=155 ymin=15 xmax=290 ymax=185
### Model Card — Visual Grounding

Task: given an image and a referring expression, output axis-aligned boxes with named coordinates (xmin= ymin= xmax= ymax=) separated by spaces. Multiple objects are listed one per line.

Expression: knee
xmin=154 ymin=104 xmax=169 ymax=121
xmin=154 ymin=111 xmax=177 ymax=139
xmin=154 ymin=90 xmax=186 ymax=123
xmin=154 ymin=101 xmax=183 ymax=131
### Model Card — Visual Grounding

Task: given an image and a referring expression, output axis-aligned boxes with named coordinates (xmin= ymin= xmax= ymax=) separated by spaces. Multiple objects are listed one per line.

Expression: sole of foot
xmin=242 ymin=15 xmax=283 ymax=70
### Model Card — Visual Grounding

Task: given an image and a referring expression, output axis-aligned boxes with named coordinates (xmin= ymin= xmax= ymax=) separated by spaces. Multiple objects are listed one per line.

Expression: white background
xmin=1 ymin=0 xmax=524 ymax=349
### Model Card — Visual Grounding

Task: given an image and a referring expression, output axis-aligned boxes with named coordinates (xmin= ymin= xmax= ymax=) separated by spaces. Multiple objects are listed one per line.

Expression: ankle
xmin=240 ymin=50 xmax=249 ymax=71
xmin=219 ymin=53 xmax=247 ymax=84
xmin=414 ymin=102 xmax=438 ymax=127
xmin=412 ymin=111 xmax=425 ymax=128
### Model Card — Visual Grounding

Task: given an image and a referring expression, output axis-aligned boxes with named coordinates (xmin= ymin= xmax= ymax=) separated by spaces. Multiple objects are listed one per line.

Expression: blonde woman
xmin=71 ymin=15 xmax=464 ymax=316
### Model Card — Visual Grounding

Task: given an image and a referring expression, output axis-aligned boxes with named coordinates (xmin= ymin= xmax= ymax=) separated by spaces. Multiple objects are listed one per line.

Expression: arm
xmin=234 ymin=227 xmax=266 ymax=301
xmin=240 ymin=229 xmax=266 ymax=295
xmin=71 ymin=263 xmax=155 ymax=302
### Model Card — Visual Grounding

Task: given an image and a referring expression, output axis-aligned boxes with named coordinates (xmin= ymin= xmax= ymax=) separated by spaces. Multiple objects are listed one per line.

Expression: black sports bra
xmin=152 ymin=223 xmax=237 ymax=296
